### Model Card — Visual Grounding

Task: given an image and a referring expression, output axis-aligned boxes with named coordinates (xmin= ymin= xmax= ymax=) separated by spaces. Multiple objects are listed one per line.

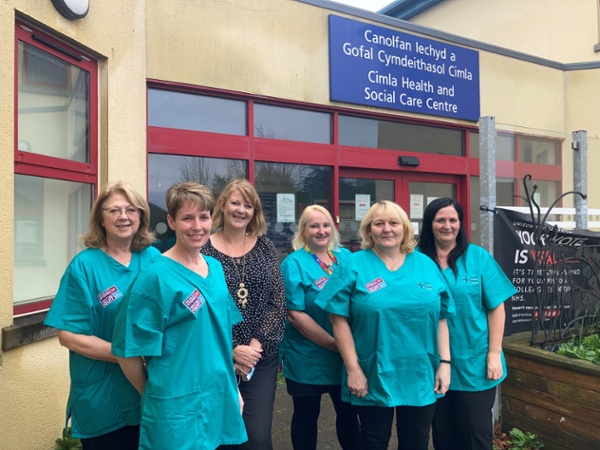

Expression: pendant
xmin=237 ymin=282 xmax=249 ymax=308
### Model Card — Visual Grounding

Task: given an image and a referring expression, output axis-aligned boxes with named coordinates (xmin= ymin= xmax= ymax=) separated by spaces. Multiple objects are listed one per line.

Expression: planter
xmin=502 ymin=332 xmax=600 ymax=450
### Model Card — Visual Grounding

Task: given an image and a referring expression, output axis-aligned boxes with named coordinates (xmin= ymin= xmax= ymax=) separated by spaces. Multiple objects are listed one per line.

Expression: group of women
xmin=45 ymin=176 xmax=516 ymax=450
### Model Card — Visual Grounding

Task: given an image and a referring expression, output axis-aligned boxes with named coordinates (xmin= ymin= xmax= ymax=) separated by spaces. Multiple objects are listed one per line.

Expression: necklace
xmin=304 ymin=246 xmax=337 ymax=275
xmin=224 ymin=234 xmax=249 ymax=308
xmin=373 ymin=248 xmax=404 ymax=272
xmin=104 ymin=247 xmax=132 ymax=266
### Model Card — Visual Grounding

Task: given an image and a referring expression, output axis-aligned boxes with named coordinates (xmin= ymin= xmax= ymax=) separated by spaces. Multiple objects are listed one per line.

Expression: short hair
xmin=82 ymin=181 xmax=155 ymax=251
xmin=166 ymin=182 xmax=215 ymax=220
xmin=358 ymin=200 xmax=415 ymax=253
xmin=418 ymin=197 xmax=468 ymax=275
xmin=212 ymin=179 xmax=267 ymax=236
xmin=291 ymin=205 xmax=341 ymax=251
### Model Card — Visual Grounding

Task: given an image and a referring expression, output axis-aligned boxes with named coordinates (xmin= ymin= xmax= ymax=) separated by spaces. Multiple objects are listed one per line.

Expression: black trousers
xmin=286 ymin=379 xmax=360 ymax=450
xmin=431 ymin=387 xmax=497 ymax=450
xmin=219 ymin=353 xmax=278 ymax=450
xmin=355 ymin=403 xmax=435 ymax=450
xmin=80 ymin=425 xmax=139 ymax=450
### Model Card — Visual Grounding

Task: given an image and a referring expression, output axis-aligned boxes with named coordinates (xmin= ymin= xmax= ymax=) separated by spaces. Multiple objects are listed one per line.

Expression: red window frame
xmin=146 ymin=80 xmax=563 ymax=238
xmin=14 ymin=21 xmax=98 ymax=316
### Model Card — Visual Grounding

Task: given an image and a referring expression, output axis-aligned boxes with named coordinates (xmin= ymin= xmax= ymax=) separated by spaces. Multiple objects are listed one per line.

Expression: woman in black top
xmin=203 ymin=179 xmax=286 ymax=450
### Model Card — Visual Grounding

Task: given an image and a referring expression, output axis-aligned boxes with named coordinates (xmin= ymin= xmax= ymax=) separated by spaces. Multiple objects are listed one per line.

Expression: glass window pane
xmin=18 ymin=41 xmax=90 ymax=162
xmin=254 ymin=104 xmax=331 ymax=144
xmin=519 ymin=179 xmax=560 ymax=208
xmin=148 ymin=89 xmax=247 ymax=135
xmin=339 ymin=115 xmax=463 ymax=156
xmin=338 ymin=178 xmax=394 ymax=251
xmin=148 ymin=154 xmax=248 ymax=251
xmin=519 ymin=137 xmax=560 ymax=164
xmin=469 ymin=131 xmax=479 ymax=158
xmin=14 ymin=175 xmax=93 ymax=306
xmin=409 ymin=182 xmax=456 ymax=237
xmin=254 ymin=162 xmax=333 ymax=260
xmin=468 ymin=131 xmax=514 ymax=160
xmin=497 ymin=135 xmax=515 ymax=161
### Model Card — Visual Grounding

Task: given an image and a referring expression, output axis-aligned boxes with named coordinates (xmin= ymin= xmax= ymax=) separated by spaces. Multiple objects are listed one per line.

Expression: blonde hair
xmin=82 ymin=181 xmax=155 ymax=251
xmin=358 ymin=200 xmax=415 ymax=253
xmin=291 ymin=205 xmax=341 ymax=251
xmin=212 ymin=179 xmax=267 ymax=236
xmin=166 ymin=182 xmax=215 ymax=219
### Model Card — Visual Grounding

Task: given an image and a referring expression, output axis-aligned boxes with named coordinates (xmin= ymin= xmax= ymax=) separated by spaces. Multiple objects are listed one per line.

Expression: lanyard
xmin=304 ymin=246 xmax=338 ymax=275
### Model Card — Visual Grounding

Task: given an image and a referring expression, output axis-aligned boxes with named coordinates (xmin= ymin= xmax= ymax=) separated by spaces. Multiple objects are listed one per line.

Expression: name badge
xmin=97 ymin=285 xmax=122 ymax=307
xmin=314 ymin=276 xmax=328 ymax=290
xmin=184 ymin=289 xmax=205 ymax=313
xmin=365 ymin=277 xmax=387 ymax=293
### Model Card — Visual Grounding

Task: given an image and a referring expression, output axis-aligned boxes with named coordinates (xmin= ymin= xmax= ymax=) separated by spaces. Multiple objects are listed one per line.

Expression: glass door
xmin=338 ymin=170 xmax=396 ymax=251
xmin=338 ymin=169 xmax=464 ymax=249
xmin=401 ymin=173 xmax=462 ymax=239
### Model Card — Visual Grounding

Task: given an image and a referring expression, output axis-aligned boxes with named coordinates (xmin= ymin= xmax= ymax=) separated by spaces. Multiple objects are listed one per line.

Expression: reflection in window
xmin=338 ymin=178 xmax=394 ymax=251
xmin=147 ymin=154 xmax=247 ymax=251
xmin=254 ymin=104 xmax=331 ymax=144
xmin=468 ymin=131 xmax=514 ymax=160
xmin=470 ymin=176 xmax=515 ymax=246
xmin=14 ymin=175 xmax=92 ymax=306
xmin=520 ymin=137 xmax=560 ymax=164
xmin=339 ymin=115 xmax=463 ymax=156
xmin=18 ymin=41 xmax=89 ymax=162
xmin=518 ymin=180 xmax=560 ymax=208
xmin=470 ymin=132 xmax=561 ymax=164
xmin=148 ymin=89 xmax=246 ymax=135
xmin=254 ymin=162 xmax=332 ymax=260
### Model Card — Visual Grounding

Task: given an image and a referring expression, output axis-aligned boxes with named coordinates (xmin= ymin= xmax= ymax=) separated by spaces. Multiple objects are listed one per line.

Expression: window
xmin=254 ymin=104 xmax=331 ymax=143
xmin=519 ymin=137 xmax=560 ymax=164
xmin=148 ymin=154 xmax=248 ymax=251
xmin=14 ymin=22 xmax=97 ymax=316
xmin=469 ymin=132 xmax=560 ymax=164
xmin=254 ymin=162 xmax=333 ymax=260
xmin=148 ymin=89 xmax=247 ymax=135
xmin=339 ymin=115 xmax=464 ymax=156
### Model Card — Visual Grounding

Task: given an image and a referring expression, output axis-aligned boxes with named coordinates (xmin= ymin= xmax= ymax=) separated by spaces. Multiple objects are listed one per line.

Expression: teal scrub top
xmin=279 ymin=247 xmax=351 ymax=385
xmin=441 ymin=244 xmax=517 ymax=392
xmin=44 ymin=246 xmax=160 ymax=439
xmin=112 ymin=255 xmax=247 ymax=450
xmin=315 ymin=249 xmax=455 ymax=408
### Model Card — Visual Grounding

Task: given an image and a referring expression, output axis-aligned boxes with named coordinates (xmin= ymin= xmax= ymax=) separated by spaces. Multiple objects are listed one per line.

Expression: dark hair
xmin=418 ymin=197 xmax=468 ymax=275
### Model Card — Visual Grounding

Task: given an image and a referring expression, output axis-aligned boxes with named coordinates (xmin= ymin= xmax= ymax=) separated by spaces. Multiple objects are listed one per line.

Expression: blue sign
xmin=329 ymin=15 xmax=480 ymax=121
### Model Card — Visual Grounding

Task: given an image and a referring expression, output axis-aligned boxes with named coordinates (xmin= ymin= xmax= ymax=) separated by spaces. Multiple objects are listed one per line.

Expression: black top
xmin=202 ymin=235 xmax=286 ymax=359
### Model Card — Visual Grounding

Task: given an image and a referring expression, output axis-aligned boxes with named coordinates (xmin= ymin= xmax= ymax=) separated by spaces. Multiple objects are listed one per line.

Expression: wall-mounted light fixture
xmin=51 ymin=0 xmax=89 ymax=20
xmin=398 ymin=156 xmax=420 ymax=167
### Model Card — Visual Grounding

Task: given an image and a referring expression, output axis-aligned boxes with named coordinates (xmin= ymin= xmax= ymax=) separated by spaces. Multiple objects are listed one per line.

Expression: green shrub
xmin=54 ymin=427 xmax=81 ymax=450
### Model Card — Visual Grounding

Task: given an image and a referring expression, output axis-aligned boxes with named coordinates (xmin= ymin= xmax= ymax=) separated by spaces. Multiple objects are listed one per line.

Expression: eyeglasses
xmin=103 ymin=206 xmax=139 ymax=217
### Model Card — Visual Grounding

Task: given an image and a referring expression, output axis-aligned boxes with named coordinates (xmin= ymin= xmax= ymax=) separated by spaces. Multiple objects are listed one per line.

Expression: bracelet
xmin=439 ymin=359 xmax=452 ymax=365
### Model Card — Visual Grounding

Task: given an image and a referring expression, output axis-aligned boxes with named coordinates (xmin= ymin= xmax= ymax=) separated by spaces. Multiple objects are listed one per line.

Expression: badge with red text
xmin=314 ymin=276 xmax=329 ymax=290
xmin=184 ymin=289 xmax=205 ymax=313
xmin=97 ymin=286 xmax=123 ymax=307
xmin=365 ymin=277 xmax=387 ymax=293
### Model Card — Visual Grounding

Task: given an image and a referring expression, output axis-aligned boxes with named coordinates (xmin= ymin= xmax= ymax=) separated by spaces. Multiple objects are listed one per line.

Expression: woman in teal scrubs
xmin=279 ymin=205 xmax=359 ymax=450
xmin=418 ymin=197 xmax=517 ymax=450
xmin=112 ymin=182 xmax=247 ymax=450
xmin=44 ymin=181 xmax=159 ymax=450
xmin=316 ymin=200 xmax=454 ymax=450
